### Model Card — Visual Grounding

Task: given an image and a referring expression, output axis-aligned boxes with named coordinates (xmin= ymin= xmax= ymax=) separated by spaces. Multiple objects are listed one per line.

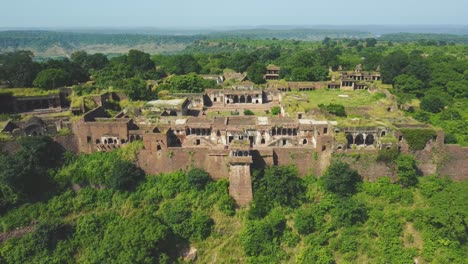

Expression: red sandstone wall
xmin=272 ymin=148 xmax=325 ymax=176
xmin=229 ymin=164 xmax=253 ymax=206
xmin=439 ymin=145 xmax=468 ymax=181
xmin=137 ymin=148 xmax=230 ymax=179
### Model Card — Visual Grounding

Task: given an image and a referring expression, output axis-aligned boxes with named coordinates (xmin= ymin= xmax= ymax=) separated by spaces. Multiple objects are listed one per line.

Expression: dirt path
xmin=0 ymin=224 xmax=36 ymax=243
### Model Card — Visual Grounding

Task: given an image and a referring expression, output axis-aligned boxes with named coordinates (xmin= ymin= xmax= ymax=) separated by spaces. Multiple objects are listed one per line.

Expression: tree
xmin=396 ymin=155 xmax=418 ymax=187
xmin=158 ymin=73 xmax=215 ymax=93
xmin=365 ymin=38 xmax=377 ymax=47
xmin=121 ymin=77 xmax=152 ymax=101
xmin=420 ymin=95 xmax=445 ymax=113
xmin=0 ymin=50 xmax=41 ymax=87
xmin=271 ymin=106 xmax=281 ymax=115
xmin=187 ymin=168 xmax=211 ymax=190
xmin=393 ymin=74 xmax=424 ymax=96
xmin=33 ymin=69 xmax=71 ymax=89
xmin=291 ymin=66 xmax=328 ymax=82
xmin=331 ymin=197 xmax=368 ymax=227
xmin=319 ymin=103 xmax=346 ymax=117
xmin=381 ymin=51 xmax=409 ymax=84
xmin=257 ymin=165 xmax=305 ymax=207
xmin=163 ymin=54 xmax=201 ymax=75
xmin=247 ymin=62 xmax=266 ymax=84
xmin=244 ymin=109 xmax=254 ymax=115
xmin=127 ymin=49 xmax=155 ymax=71
xmin=107 ymin=161 xmax=144 ymax=191
xmin=294 ymin=208 xmax=316 ymax=235
xmin=322 ymin=161 xmax=361 ymax=196
xmin=440 ymin=109 xmax=462 ymax=120
xmin=404 ymin=58 xmax=431 ymax=83
xmin=43 ymin=58 xmax=88 ymax=84
xmin=249 ymin=165 xmax=304 ymax=218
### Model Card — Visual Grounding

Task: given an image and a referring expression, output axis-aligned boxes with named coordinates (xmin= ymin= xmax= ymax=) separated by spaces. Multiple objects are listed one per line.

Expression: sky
xmin=1 ymin=0 xmax=468 ymax=28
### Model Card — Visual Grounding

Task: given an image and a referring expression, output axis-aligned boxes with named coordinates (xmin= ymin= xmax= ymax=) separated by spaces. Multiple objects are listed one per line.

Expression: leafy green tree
xmin=241 ymin=209 xmax=286 ymax=257
xmin=420 ymin=95 xmax=445 ymax=113
xmin=249 ymin=165 xmax=304 ymax=218
xmin=331 ymin=197 xmax=368 ymax=227
xmin=127 ymin=49 xmax=155 ymax=71
xmin=0 ymin=50 xmax=41 ymax=87
xmin=187 ymin=168 xmax=212 ymax=190
xmin=365 ymin=38 xmax=377 ymax=47
xmin=291 ymin=66 xmax=328 ymax=81
xmin=256 ymin=165 xmax=304 ymax=207
xmin=424 ymin=181 xmax=468 ymax=244
xmin=33 ymin=69 xmax=70 ymax=89
xmin=158 ymin=73 xmax=215 ymax=93
xmin=271 ymin=106 xmax=281 ymax=115
xmin=244 ymin=109 xmax=255 ymax=115
xmin=121 ymin=77 xmax=152 ymax=100
xmin=247 ymin=62 xmax=266 ymax=84
xmin=43 ymin=58 xmax=89 ymax=84
xmin=322 ymin=161 xmax=361 ymax=196
xmin=440 ymin=109 xmax=462 ymax=120
xmin=396 ymin=154 xmax=418 ymax=187
xmin=297 ymin=246 xmax=334 ymax=264
xmin=381 ymin=51 xmax=409 ymax=84
xmin=294 ymin=208 xmax=316 ymax=235
xmin=403 ymin=58 xmax=431 ymax=83
xmin=393 ymin=74 xmax=424 ymax=96
xmin=319 ymin=103 xmax=346 ymax=117
xmin=162 ymin=54 xmax=201 ymax=74
xmin=227 ymin=52 xmax=256 ymax=72
xmin=189 ymin=211 xmax=214 ymax=241
xmin=107 ymin=161 xmax=144 ymax=191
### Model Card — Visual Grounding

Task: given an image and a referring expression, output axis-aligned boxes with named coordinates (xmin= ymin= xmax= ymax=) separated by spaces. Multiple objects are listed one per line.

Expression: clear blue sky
xmin=2 ymin=0 xmax=467 ymax=28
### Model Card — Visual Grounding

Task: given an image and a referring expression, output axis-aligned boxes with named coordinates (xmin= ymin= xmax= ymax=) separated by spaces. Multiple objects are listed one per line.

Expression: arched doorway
xmin=355 ymin=134 xmax=364 ymax=145
xmin=247 ymin=95 xmax=252 ymax=103
xmin=365 ymin=134 xmax=374 ymax=145
xmin=346 ymin=134 xmax=353 ymax=147
xmin=233 ymin=95 xmax=239 ymax=103
xmin=240 ymin=95 xmax=246 ymax=103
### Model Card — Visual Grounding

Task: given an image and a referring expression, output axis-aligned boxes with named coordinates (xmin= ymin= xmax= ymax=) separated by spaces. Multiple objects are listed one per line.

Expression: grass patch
xmin=0 ymin=88 xmax=60 ymax=97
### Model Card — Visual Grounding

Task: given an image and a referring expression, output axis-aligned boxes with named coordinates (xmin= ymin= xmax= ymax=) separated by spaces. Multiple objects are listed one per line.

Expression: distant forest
xmin=1 ymin=29 xmax=467 ymax=58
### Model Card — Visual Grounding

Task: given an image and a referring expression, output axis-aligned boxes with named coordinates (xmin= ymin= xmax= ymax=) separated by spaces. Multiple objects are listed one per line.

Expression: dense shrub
xmin=187 ymin=168 xmax=212 ymax=191
xmin=400 ymin=129 xmax=437 ymax=150
xmin=249 ymin=165 xmax=305 ymax=218
xmin=322 ymin=161 xmax=361 ymax=196
xmin=294 ymin=208 xmax=316 ymax=235
xmin=331 ymin=197 xmax=368 ymax=227
xmin=318 ymin=103 xmax=346 ymax=117
xmin=396 ymin=154 xmax=419 ymax=187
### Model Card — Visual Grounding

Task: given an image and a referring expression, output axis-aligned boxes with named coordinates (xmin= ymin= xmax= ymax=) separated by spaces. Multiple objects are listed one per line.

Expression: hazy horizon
xmin=2 ymin=0 xmax=468 ymax=28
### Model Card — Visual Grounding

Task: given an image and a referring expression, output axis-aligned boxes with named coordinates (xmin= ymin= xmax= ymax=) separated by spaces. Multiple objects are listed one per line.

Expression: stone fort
xmin=1 ymin=66 xmax=466 ymax=205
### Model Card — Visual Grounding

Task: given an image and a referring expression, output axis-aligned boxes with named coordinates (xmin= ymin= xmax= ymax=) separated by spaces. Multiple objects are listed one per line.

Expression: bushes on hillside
xmin=318 ymin=103 xmax=346 ymax=117
xmin=322 ymin=161 xmax=361 ymax=196
xmin=249 ymin=165 xmax=305 ymax=218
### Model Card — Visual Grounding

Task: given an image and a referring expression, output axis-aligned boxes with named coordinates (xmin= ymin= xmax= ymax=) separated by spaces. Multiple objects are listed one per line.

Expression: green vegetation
xmin=243 ymin=109 xmax=254 ymax=115
xmin=400 ymin=129 xmax=437 ymax=150
xmin=0 ymin=138 xmax=466 ymax=263
xmin=322 ymin=161 xmax=362 ymax=196
xmin=319 ymin=103 xmax=346 ymax=117
xmin=0 ymin=88 xmax=60 ymax=97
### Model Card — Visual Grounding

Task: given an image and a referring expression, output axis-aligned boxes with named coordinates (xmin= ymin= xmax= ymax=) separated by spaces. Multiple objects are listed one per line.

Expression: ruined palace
xmin=1 ymin=65 xmax=466 ymax=205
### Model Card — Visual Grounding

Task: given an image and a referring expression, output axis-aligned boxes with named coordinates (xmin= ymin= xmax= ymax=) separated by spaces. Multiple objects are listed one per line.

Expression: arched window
xmin=355 ymin=134 xmax=364 ymax=145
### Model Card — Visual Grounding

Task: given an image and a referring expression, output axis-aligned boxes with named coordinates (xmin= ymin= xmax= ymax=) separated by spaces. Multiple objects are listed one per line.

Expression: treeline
xmin=380 ymin=33 xmax=468 ymax=45
xmin=0 ymin=139 xmax=467 ymax=263
xmin=0 ymin=31 xmax=205 ymax=52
